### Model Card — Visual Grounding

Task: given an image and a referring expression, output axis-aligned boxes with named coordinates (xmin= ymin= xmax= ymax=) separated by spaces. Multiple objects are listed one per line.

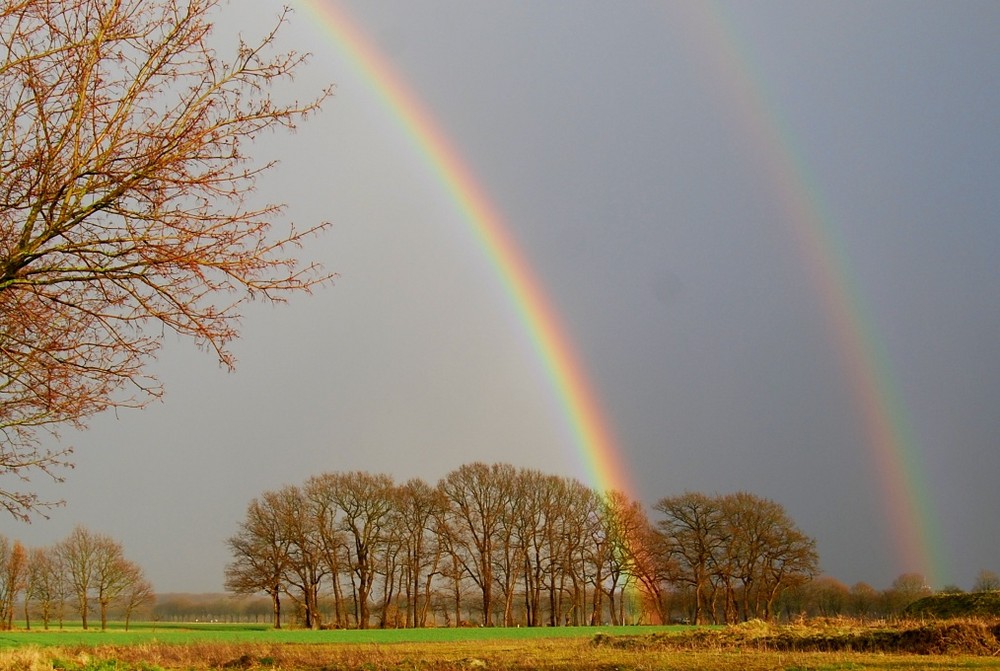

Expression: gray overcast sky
xmin=14 ymin=0 xmax=999 ymax=594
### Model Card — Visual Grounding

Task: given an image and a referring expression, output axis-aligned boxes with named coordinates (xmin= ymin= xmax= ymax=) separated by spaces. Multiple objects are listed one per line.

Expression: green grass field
xmin=0 ymin=621 xmax=685 ymax=648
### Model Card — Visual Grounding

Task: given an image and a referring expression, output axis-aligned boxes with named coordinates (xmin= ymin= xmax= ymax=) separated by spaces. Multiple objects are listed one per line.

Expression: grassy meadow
xmin=0 ymin=622 xmax=685 ymax=647
xmin=0 ymin=620 xmax=998 ymax=670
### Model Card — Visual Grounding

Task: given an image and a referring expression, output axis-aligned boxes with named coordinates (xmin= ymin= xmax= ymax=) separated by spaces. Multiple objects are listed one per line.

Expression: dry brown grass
xmin=3 ymin=620 xmax=1000 ymax=670
xmin=592 ymin=617 xmax=1000 ymax=656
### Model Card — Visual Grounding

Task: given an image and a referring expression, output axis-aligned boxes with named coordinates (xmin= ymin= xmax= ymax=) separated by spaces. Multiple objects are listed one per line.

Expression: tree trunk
xmin=453 ymin=566 xmax=462 ymax=627
xmin=590 ymin=565 xmax=604 ymax=626
xmin=481 ymin=563 xmax=493 ymax=626
xmin=608 ymin=584 xmax=618 ymax=626
xmin=272 ymin=585 xmax=281 ymax=629
xmin=420 ymin=571 xmax=434 ymax=627
xmin=332 ymin=573 xmax=345 ymax=628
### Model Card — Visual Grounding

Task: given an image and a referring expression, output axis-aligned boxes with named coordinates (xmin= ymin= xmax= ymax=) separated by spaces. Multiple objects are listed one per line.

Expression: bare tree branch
xmin=0 ymin=0 xmax=334 ymax=518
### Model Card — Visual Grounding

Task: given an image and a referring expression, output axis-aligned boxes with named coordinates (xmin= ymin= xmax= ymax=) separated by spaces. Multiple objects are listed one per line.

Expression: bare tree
xmin=848 ymin=581 xmax=879 ymax=619
xmin=0 ymin=536 xmax=27 ymax=629
xmin=653 ymin=492 xmax=725 ymax=624
xmin=758 ymin=523 xmax=818 ymax=620
xmin=25 ymin=546 xmax=66 ymax=629
xmin=628 ymin=509 xmax=676 ymax=625
xmin=303 ymin=478 xmax=350 ymax=628
xmin=394 ymin=478 xmax=444 ymax=628
xmin=585 ymin=488 xmax=611 ymax=626
xmin=972 ymin=569 xmax=1000 ymax=593
xmin=0 ymin=0 xmax=332 ymax=519
xmin=55 ymin=526 xmax=145 ymax=631
xmin=270 ymin=485 xmax=326 ymax=630
xmin=307 ymin=472 xmax=396 ymax=630
xmin=510 ymin=469 xmax=548 ymax=627
xmin=799 ymin=576 xmax=849 ymax=617
xmin=433 ymin=500 xmax=466 ymax=627
xmin=600 ymin=490 xmax=648 ymax=625
xmin=882 ymin=573 xmax=931 ymax=616
xmin=226 ymin=490 xmax=294 ymax=628
xmin=560 ymin=480 xmax=604 ymax=626
xmin=720 ymin=492 xmax=794 ymax=621
xmin=49 ymin=525 xmax=151 ymax=630
xmin=91 ymin=535 xmax=144 ymax=631
xmin=55 ymin=525 xmax=100 ymax=628
xmin=118 ymin=564 xmax=155 ymax=631
xmin=438 ymin=463 xmax=516 ymax=626
xmin=653 ymin=492 xmax=817 ymax=623
xmin=489 ymin=468 xmax=521 ymax=628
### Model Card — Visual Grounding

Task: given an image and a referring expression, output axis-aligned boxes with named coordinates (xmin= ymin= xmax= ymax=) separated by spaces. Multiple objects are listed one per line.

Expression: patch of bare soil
xmin=592 ymin=619 xmax=1000 ymax=656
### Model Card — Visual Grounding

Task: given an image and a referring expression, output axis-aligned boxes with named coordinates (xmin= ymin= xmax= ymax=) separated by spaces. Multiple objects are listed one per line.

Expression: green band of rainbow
xmin=686 ymin=2 xmax=945 ymax=585
xmin=296 ymin=1 xmax=632 ymax=497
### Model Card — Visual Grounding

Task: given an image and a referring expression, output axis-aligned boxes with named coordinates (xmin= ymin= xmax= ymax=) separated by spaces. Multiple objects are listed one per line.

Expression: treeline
xmin=0 ymin=525 xmax=153 ymax=630
xmin=151 ymin=575 xmax=959 ymax=624
xmin=783 ymin=574 xmax=934 ymax=620
xmin=225 ymin=462 xmax=819 ymax=629
xmin=781 ymin=572 xmax=1000 ymax=621
xmin=152 ymin=593 xmax=274 ymax=623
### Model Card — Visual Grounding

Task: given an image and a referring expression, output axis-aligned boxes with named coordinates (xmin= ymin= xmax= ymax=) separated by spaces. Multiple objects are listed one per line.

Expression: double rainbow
xmin=294 ymin=1 xmax=942 ymax=584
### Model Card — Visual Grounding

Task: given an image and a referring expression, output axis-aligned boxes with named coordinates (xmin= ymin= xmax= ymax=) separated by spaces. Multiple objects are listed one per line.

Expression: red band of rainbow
xmin=296 ymin=0 xmax=633 ymax=498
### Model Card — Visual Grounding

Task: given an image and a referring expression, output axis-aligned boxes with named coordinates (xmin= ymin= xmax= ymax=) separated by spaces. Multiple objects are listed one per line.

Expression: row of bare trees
xmin=226 ymin=463 xmax=818 ymax=629
xmin=0 ymin=526 xmax=153 ymax=630
xmin=779 ymin=573 xmax=934 ymax=619
xmin=648 ymin=492 xmax=819 ymax=624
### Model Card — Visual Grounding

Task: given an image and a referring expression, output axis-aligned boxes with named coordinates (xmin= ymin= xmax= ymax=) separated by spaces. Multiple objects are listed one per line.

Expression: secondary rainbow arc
xmin=685 ymin=3 xmax=944 ymax=584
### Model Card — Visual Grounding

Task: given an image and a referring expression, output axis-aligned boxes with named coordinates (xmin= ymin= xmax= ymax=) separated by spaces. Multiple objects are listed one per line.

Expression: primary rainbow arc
xmin=296 ymin=0 xmax=632 ymax=497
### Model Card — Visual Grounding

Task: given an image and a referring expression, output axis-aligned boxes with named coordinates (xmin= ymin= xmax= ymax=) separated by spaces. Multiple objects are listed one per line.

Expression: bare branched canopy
xmin=0 ymin=0 xmax=333 ymax=518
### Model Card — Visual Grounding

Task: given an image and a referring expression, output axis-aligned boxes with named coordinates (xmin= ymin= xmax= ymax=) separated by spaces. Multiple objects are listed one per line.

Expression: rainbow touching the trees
xmin=681 ymin=3 xmax=945 ymax=585
xmin=294 ymin=1 xmax=944 ymax=585
xmin=294 ymin=0 xmax=632 ymax=498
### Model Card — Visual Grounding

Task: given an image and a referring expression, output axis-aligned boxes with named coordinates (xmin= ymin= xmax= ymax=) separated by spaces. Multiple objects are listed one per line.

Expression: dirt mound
xmin=591 ymin=620 xmax=1000 ymax=656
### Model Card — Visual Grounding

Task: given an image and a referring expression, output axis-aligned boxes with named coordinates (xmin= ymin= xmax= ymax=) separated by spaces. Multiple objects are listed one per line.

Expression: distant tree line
xmin=782 ymin=573 xmax=931 ymax=619
xmin=225 ymin=463 xmax=820 ymax=629
xmin=152 ymin=593 xmax=274 ymax=623
xmin=158 ymin=573 xmax=998 ymax=626
xmin=0 ymin=526 xmax=153 ymax=630
xmin=782 ymin=570 xmax=1000 ymax=620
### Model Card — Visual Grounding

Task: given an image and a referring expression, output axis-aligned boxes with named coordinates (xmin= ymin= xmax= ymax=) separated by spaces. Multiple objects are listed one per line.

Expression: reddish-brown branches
xmin=0 ymin=0 xmax=333 ymax=518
